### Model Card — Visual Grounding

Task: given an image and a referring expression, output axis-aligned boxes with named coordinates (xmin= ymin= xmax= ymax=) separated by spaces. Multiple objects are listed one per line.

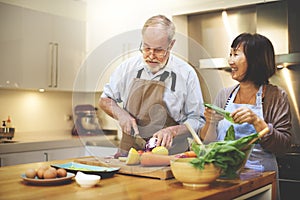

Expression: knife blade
xmin=131 ymin=127 xmax=146 ymax=149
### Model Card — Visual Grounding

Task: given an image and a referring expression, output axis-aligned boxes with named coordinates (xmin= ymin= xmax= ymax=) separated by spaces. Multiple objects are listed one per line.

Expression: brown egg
xmin=56 ymin=168 xmax=67 ymax=177
xmin=43 ymin=168 xmax=57 ymax=179
xmin=37 ymin=168 xmax=46 ymax=179
xmin=48 ymin=167 xmax=57 ymax=172
xmin=38 ymin=165 xmax=49 ymax=171
xmin=25 ymin=168 xmax=37 ymax=178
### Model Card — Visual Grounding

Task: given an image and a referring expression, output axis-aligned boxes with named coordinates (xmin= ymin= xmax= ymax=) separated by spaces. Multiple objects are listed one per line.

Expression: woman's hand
xmin=231 ymin=107 xmax=258 ymax=124
xmin=204 ymin=107 xmax=224 ymax=124
xmin=231 ymin=107 xmax=268 ymax=131
xmin=153 ymin=127 xmax=175 ymax=149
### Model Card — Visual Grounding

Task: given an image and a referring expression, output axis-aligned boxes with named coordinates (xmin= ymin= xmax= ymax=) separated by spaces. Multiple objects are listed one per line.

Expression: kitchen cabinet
xmin=0 ymin=2 xmax=86 ymax=91
xmin=0 ymin=3 xmax=22 ymax=88
xmin=0 ymin=151 xmax=44 ymax=167
xmin=0 ymin=147 xmax=86 ymax=167
xmin=44 ymin=147 xmax=87 ymax=161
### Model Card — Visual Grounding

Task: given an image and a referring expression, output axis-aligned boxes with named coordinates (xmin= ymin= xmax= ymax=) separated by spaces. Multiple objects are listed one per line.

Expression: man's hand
xmin=99 ymin=97 xmax=139 ymax=135
xmin=117 ymin=111 xmax=139 ymax=135
xmin=153 ymin=127 xmax=176 ymax=149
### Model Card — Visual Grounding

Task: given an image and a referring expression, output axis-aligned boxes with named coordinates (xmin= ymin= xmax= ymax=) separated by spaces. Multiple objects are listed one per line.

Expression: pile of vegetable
xmin=190 ymin=125 xmax=259 ymax=178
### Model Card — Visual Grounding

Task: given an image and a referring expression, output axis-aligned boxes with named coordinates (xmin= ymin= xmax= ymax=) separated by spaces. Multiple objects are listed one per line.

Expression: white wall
xmin=86 ymin=0 xmax=279 ymax=53
xmin=0 ymin=89 xmax=74 ymax=133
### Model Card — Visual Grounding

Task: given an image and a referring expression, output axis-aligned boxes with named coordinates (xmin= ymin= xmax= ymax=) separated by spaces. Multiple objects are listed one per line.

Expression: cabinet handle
xmin=54 ymin=43 xmax=59 ymax=88
xmin=48 ymin=42 xmax=54 ymax=87
xmin=48 ymin=42 xmax=59 ymax=88
xmin=44 ymin=152 xmax=49 ymax=161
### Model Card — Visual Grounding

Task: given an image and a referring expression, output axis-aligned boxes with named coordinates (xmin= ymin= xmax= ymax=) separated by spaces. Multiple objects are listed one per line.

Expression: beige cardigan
xmin=213 ymin=84 xmax=292 ymax=155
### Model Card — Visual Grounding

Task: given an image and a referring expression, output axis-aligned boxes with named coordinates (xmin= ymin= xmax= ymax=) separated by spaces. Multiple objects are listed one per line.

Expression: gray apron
xmin=119 ymin=69 xmax=189 ymax=155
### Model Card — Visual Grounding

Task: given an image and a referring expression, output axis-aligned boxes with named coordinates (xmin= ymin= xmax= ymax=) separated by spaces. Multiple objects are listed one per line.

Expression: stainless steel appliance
xmin=72 ymin=104 xmax=102 ymax=136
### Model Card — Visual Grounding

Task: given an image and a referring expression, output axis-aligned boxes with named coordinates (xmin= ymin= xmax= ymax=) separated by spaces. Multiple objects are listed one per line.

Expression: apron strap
xmin=159 ymin=71 xmax=169 ymax=81
xmin=136 ymin=68 xmax=176 ymax=91
xmin=170 ymin=72 xmax=176 ymax=92
xmin=136 ymin=68 xmax=144 ymax=78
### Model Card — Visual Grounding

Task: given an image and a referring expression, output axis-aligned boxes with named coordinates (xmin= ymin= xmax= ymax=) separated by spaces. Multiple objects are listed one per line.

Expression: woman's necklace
xmin=237 ymin=89 xmax=257 ymax=104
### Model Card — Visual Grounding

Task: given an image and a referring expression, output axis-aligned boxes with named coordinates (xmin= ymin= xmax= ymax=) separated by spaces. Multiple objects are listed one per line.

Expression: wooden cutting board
xmin=73 ymin=156 xmax=174 ymax=180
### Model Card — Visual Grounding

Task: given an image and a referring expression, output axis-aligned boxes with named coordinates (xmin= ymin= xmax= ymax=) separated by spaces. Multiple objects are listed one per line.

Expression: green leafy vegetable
xmin=190 ymin=125 xmax=258 ymax=178
xmin=204 ymin=103 xmax=235 ymax=123
xmin=224 ymin=125 xmax=235 ymax=141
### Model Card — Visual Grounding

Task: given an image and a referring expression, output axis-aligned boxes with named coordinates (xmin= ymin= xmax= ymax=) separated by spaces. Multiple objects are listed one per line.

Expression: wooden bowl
xmin=170 ymin=158 xmax=221 ymax=188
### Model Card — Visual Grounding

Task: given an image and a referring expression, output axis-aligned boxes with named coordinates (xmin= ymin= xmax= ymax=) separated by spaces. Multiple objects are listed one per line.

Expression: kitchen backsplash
xmin=0 ymin=89 xmax=118 ymax=139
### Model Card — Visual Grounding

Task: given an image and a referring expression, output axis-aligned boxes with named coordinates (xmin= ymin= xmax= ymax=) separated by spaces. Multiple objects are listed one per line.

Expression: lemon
xmin=152 ymin=146 xmax=169 ymax=155
xmin=126 ymin=148 xmax=141 ymax=165
xmin=118 ymin=157 xmax=127 ymax=162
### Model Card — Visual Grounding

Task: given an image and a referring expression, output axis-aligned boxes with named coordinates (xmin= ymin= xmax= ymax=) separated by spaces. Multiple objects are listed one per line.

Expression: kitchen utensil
xmin=241 ymin=127 xmax=270 ymax=151
xmin=131 ymin=128 xmax=147 ymax=149
xmin=74 ymin=157 xmax=174 ymax=180
xmin=170 ymin=158 xmax=221 ymax=188
xmin=184 ymin=121 xmax=203 ymax=145
xmin=72 ymin=104 xmax=101 ymax=135
xmin=248 ymin=127 xmax=270 ymax=145
xmin=51 ymin=162 xmax=120 ymax=179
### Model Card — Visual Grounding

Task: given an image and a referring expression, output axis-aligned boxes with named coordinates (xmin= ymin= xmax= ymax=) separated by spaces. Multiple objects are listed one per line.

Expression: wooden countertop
xmin=0 ymin=158 xmax=276 ymax=200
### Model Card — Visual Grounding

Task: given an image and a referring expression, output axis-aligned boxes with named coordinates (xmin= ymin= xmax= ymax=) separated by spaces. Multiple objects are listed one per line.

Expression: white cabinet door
xmin=21 ymin=8 xmax=86 ymax=91
xmin=0 ymin=3 xmax=86 ymax=91
xmin=51 ymin=16 xmax=86 ymax=91
xmin=21 ymin=8 xmax=52 ymax=89
xmin=0 ymin=3 xmax=23 ymax=88
xmin=0 ymin=151 xmax=45 ymax=167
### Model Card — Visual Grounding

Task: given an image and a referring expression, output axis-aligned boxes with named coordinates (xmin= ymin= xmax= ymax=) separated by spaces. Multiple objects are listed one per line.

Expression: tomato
xmin=183 ymin=151 xmax=197 ymax=158
xmin=137 ymin=150 xmax=144 ymax=155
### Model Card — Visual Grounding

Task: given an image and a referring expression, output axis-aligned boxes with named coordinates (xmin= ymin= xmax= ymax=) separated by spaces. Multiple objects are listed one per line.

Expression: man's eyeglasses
xmin=139 ymin=42 xmax=172 ymax=58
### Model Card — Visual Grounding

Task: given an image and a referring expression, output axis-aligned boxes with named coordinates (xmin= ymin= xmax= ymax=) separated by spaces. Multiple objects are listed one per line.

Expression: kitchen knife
xmin=131 ymin=128 xmax=146 ymax=149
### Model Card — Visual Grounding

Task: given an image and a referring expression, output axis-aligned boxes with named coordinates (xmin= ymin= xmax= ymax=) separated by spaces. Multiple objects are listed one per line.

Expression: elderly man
xmin=99 ymin=15 xmax=205 ymax=156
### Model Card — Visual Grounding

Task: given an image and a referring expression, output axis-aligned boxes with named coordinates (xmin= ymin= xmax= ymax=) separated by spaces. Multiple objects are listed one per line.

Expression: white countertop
xmin=0 ymin=131 xmax=119 ymax=154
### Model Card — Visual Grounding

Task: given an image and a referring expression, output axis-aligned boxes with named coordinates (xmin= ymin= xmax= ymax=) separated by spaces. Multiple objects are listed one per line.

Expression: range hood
xmin=264 ymin=0 xmax=300 ymax=66
xmin=189 ymin=0 xmax=300 ymax=68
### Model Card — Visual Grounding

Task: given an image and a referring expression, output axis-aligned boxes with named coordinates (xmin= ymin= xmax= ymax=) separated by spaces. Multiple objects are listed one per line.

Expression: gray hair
xmin=142 ymin=15 xmax=175 ymax=42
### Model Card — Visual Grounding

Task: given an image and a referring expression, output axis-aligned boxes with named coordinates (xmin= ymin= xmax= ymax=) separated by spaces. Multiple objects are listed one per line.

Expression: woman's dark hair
xmin=231 ymin=33 xmax=276 ymax=86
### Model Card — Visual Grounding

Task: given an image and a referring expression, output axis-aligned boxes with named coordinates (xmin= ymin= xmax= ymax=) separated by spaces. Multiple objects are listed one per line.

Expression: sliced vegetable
xmin=140 ymin=152 xmax=172 ymax=166
xmin=126 ymin=148 xmax=140 ymax=165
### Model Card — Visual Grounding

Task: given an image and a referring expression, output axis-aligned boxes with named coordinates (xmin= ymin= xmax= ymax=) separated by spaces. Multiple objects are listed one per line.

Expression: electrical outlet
xmin=64 ymin=115 xmax=73 ymax=121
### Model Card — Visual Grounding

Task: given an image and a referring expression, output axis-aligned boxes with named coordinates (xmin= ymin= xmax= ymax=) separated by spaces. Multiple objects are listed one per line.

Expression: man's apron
xmin=119 ymin=69 xmax=190 ymax=155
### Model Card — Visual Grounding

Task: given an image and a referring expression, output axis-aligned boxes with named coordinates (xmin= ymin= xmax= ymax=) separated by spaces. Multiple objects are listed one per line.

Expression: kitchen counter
xmin=0 ymin=157 xmax=276 ymax=200
xmin=0 ymin=134 xmax=119 ymax=154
